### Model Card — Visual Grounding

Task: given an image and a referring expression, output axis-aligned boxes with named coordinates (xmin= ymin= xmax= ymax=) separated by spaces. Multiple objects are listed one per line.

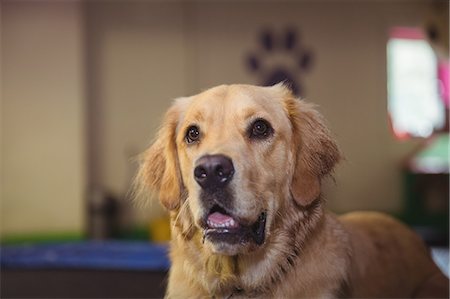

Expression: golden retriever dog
xmin=136 ymin=84 xmax=449 ymax=298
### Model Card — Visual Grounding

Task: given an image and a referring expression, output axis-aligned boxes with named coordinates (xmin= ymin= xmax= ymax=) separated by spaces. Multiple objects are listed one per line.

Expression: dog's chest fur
xmin=168 ymin=208 xmax=351 ymax=299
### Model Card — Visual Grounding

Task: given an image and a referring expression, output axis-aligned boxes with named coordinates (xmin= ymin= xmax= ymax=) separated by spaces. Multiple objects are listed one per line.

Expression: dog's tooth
xmin=223 ymin=219 xmax=236 ymax=228
xmin=208 ymin=220 xmax=217 ymax=228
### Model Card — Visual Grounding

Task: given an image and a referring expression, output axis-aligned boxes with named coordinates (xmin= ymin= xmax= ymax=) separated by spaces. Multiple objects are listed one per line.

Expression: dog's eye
xmin=249 ymin=119 xmax=273 ymax=139
xmin=185 ymin=125 xmax=201 ymax=144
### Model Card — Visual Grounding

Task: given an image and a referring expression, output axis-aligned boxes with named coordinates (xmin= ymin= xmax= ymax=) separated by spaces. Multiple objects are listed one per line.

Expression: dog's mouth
xmin=202 ymin=205 xmax=267 ymax=246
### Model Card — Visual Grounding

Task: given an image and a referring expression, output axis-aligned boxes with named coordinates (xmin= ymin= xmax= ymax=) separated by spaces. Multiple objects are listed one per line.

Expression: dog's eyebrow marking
xmin=241 ymin=107 xmax=259 ymax=121
xmin=191 ymin=110 xmax=205 ymax=123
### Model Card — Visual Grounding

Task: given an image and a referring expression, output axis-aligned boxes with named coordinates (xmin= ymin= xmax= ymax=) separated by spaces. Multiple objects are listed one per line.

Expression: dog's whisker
xmin=172 ymin=198 xmax=190 ymax=232
xmin=172 ymin=198 xmax=200 ymax=243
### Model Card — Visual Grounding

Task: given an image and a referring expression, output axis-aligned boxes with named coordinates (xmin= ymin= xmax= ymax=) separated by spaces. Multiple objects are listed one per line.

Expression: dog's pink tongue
xmin=207 ymin=212 xmax=239 ymax=228
xmin=208 ymin=212 xmax=233 ymax=223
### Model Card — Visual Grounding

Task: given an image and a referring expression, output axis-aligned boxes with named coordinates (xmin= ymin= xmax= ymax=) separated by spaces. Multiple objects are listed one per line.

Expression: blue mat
xmin=0 ymin=241 xmax=170 ymax=271
xmin=2 ymin=241 xmax=446 ymax=277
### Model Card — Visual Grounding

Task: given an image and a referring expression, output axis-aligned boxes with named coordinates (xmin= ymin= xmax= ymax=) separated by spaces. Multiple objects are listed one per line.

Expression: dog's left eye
xmin=249 ymin=119 xmax=273 ymax=139
xmin=185 ymin=125 xmax=201 ymax=144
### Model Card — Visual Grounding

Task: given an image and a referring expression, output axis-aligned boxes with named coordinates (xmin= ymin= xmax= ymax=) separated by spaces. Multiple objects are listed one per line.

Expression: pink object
xmin=438 ymin=61 xmax=449 ymax=108
xmin=389 ymin=27 xmax=424 ymax=40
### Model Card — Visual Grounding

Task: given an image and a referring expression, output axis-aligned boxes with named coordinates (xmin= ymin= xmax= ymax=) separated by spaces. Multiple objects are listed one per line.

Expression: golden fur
xmin=136 ymin=84 xmax=448 ymax=298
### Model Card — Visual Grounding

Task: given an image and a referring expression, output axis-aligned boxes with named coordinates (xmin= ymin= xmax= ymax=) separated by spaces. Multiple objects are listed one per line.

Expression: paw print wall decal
xmin=246 ymin=28 xmax=314 ymax=96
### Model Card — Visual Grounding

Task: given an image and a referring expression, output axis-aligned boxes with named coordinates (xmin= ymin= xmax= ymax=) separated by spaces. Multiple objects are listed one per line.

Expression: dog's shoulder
xmin=338 ymin=211 xmax=446 ymax=298
xmin=339 ymin=211 xmax=428 ymax=253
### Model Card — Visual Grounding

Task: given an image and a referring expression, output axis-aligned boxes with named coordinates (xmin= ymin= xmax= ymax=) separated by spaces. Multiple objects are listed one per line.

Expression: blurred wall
xmin=85 ymin=2 xmax=188 ymax=222
xmin=87 ymin=1 xmax=427 ymax=222
xmin=1 ymin=1 xmax=432 ymax=235
xmin=1 ymin=1 xmax=86 ymax=235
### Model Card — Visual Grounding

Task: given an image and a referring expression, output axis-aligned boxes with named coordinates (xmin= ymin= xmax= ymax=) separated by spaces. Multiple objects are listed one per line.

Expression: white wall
xmin=1 ymin=1 xmax=86 ymax=235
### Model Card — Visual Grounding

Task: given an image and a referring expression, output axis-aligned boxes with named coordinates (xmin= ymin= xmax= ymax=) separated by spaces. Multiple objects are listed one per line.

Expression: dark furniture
xmin=1 ymin=241 xmax=169 ymax=298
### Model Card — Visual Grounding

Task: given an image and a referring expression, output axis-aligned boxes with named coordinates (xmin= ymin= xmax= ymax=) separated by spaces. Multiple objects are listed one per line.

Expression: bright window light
xmin=387 ymin=27 xmax=445 ymax=139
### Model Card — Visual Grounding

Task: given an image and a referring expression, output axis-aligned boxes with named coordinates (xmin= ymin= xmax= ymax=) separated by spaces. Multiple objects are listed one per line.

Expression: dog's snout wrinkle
xmin=194 ymin=154 xmax=235 ymax=190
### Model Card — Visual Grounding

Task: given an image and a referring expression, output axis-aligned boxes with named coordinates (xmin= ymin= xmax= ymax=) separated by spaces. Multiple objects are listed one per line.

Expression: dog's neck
xmin=231 ymin=198 xmax=325 ymax=297
xmin=170 ymin=198 xmax=325 ymax=298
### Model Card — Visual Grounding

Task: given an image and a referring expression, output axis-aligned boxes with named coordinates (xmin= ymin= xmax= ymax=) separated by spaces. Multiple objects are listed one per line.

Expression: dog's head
xmin=136 ymin=84 xmax=340 ymax=255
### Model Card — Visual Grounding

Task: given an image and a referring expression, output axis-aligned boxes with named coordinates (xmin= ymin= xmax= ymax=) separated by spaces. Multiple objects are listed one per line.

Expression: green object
xmin=0 ymin=231 xmax=84 ymax=245
xmin=0 ymin=225 xmax=152 ymax=245
xmin=117 ymin=226 xmax=150 ymax=241
xmin=410 ymin=134 xmax=449 ymax=173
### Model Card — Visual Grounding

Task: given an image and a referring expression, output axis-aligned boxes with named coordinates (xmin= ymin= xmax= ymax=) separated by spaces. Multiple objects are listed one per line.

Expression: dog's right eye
xmin=185 ymin=125 xmax=201 ymax=144
xmin=249 ymin=118 xmax=273 ymax=140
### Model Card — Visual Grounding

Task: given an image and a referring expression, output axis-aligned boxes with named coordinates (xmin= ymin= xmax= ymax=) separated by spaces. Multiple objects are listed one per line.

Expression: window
xmin=387 ymin=27 xmax=445 ymax=139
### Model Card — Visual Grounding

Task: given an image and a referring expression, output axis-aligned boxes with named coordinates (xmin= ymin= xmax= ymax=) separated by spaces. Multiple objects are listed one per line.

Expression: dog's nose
xmin=194 ymin=155 xmax=234 ymax=190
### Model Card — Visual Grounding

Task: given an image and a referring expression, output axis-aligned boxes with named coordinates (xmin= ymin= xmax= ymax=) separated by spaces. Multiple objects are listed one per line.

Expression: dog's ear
xmin=282 ymin=89 xmax=341 ymax=206
xmin=135 ymin=98 xmax=188 ymax=211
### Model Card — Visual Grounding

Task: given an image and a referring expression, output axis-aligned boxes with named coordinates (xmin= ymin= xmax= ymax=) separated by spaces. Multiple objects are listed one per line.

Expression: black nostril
xmin=194 ymin=166 xmax=207 ymax=181
xmin=194 ymin=154 xmax=234 ymax=190
xmin=216 ymin=165 xmax=223 ymax=176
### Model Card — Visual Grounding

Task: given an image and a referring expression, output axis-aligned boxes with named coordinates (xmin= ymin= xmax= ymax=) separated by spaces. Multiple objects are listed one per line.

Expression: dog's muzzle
xmin=195 ymin=155 xmax=267 ymax=247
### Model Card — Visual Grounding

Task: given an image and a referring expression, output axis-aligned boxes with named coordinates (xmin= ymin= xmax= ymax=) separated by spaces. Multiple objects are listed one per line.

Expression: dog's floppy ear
xmin=135 ymin=98 xmax=188 ymax=211
xmin=282 ymin=89 xmax=341 ymax=206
